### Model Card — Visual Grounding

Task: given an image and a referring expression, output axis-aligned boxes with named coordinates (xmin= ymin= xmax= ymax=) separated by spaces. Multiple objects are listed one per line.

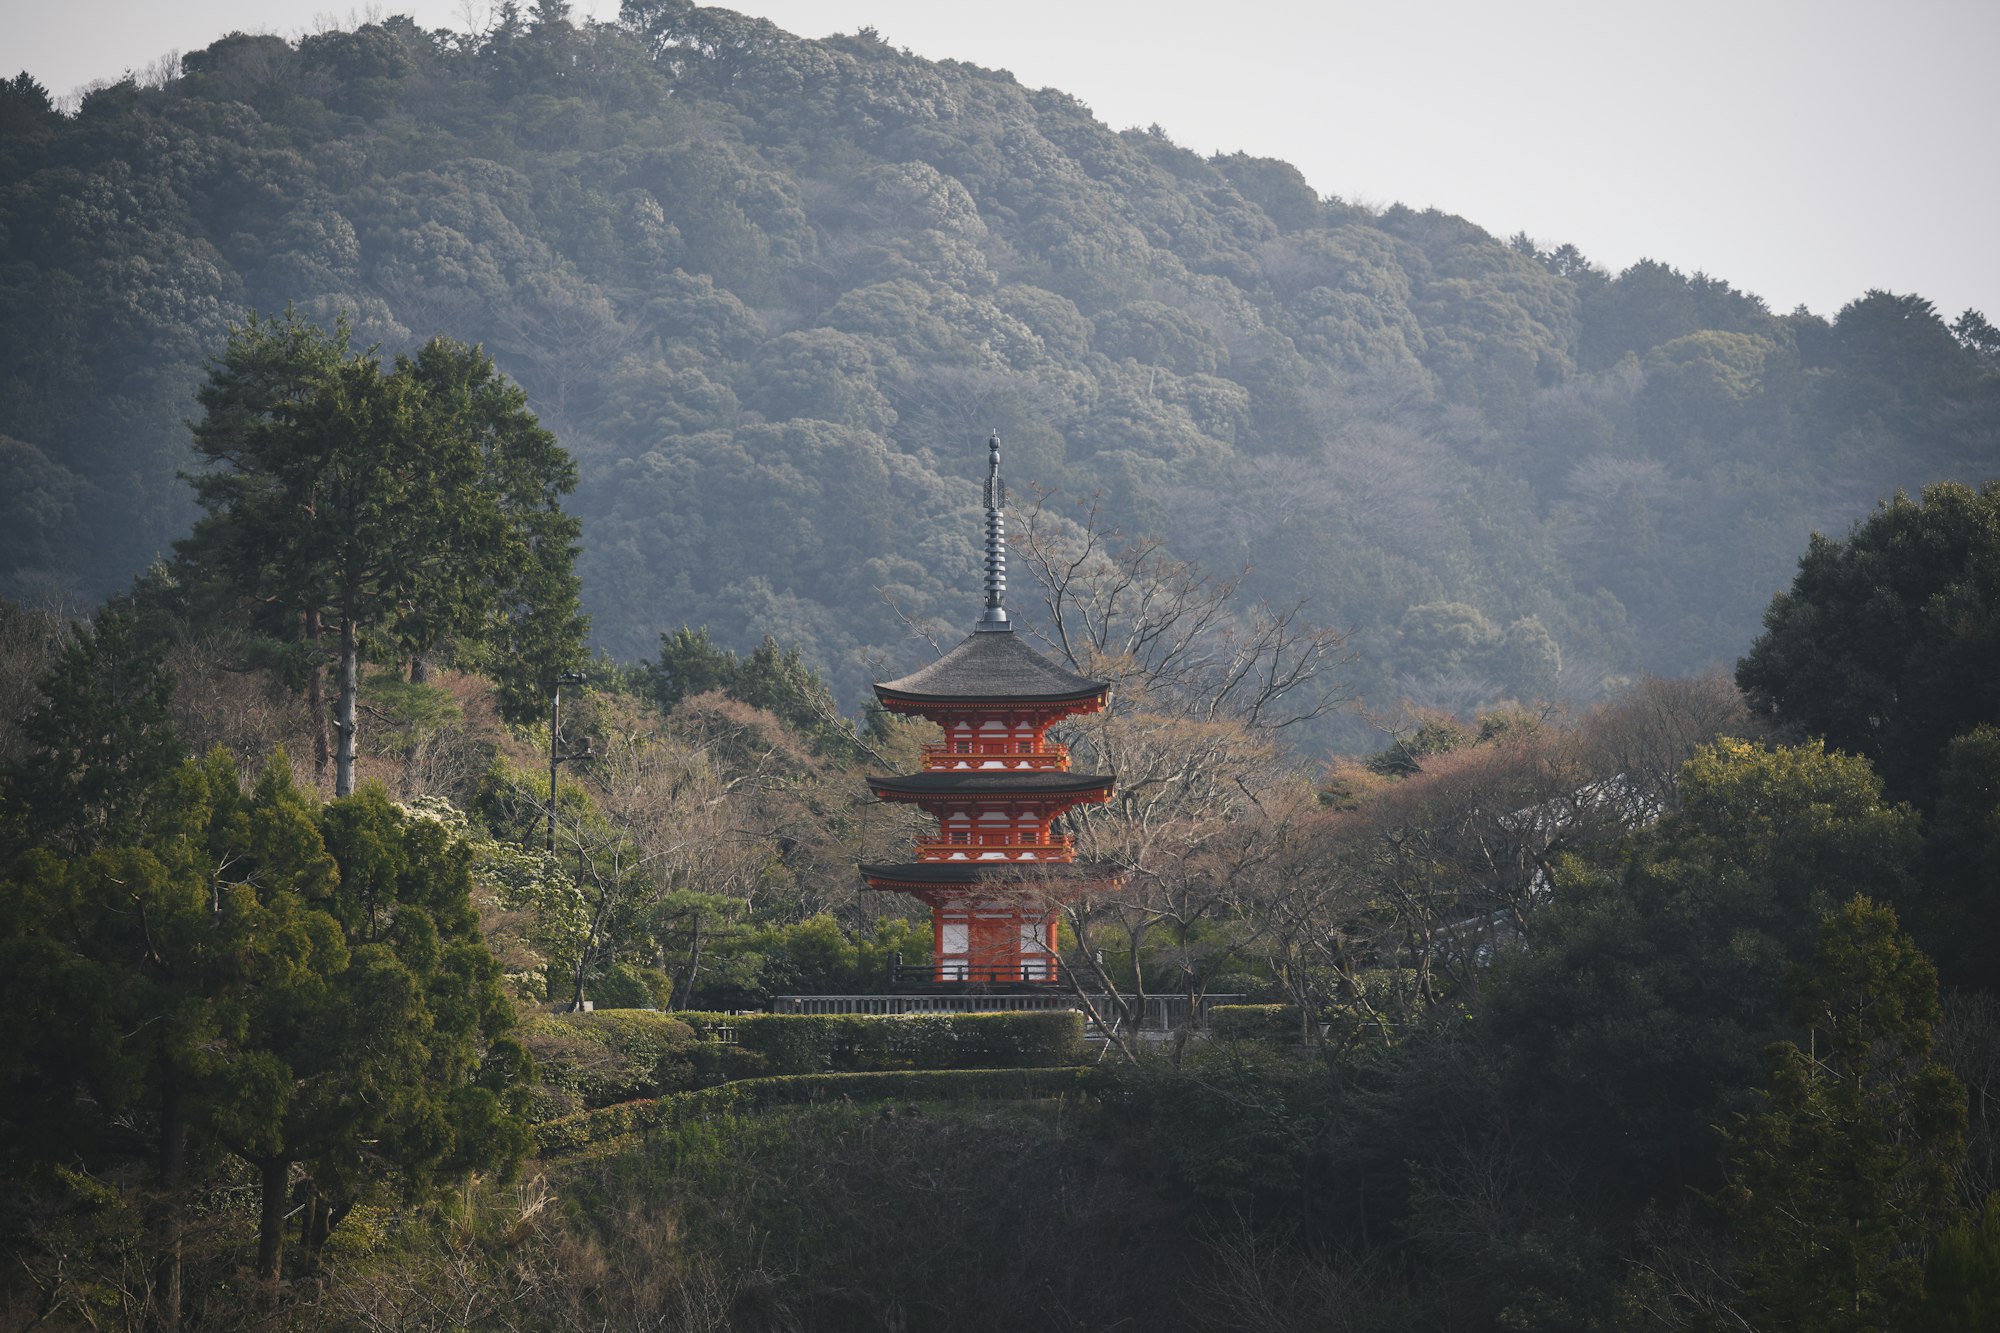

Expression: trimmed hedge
xmin=534 ymin=1066 xmax=1097 ymax=1156
xmin=521 ymin=1010 xmax=700 ymax=1115
xmin=1208 ymin=1004 xmax=1303 ymax=1040
xmin=673 ymin=1010 xmax=1085 ymax=1074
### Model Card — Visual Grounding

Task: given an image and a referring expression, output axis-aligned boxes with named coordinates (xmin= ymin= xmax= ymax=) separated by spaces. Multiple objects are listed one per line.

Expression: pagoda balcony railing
xmin=913 ymin=835 xmax=1075 ymax=862
xmin=920 ymin=745 xmax=1072 ymax=772
xmin=894 ymin=961 xmax=1063 ymax=986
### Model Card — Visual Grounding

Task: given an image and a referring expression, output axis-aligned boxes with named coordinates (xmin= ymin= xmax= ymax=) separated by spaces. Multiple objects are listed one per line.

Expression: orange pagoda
xmin=861 ymin=433 xmax=1114 ymax=987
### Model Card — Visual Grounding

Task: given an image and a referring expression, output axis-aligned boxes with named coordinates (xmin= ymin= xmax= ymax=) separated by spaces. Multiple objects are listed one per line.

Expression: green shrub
xmin=673 ymin=1010 xmax=1085 ymax=1073
xmin=588 ymin=962 xmax=674 ymax=1010
xmin=522 ymin=1010 xmax=699 ymax=1109
xmin=1207 ymin=971 xmax=1278 ymax=1002
xmin=522 ymin=1083 xmax=584 ymax=1124
xmin=1209 ymin=1004 xmax=1302 ymax=1041
xmin=586 ymin=968 xmax=649 ymax=1011
xmin=534 ymin=1066 xmax=1098 ymax=1156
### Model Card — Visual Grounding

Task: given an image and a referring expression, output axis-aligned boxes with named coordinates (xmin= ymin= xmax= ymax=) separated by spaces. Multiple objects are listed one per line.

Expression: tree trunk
xmin=571 ymin=870 xmax=610 ymax=1012
xmin=256 ymin=1157 xmax=289 ymax=1305
xmin=677 ymin=912 xmax=704 ymax=1009
xmin=335 ymin=615 xmax=358 ymax=797
xmin=150 ymin=1074 xmax=186 ymax=1333
xmin=300 ymin=1184 xmax=351 ymax=1275
xmin=306 ymin=609 xmax=329 ymax=781
xmin=571 ymin=935 xmax=592 ymax=1012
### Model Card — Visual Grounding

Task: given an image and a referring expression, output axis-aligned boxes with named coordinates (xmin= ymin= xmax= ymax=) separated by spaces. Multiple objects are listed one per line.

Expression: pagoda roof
xmin=859 ymin=861 xmax=1109 ymax=889
xmin=867 ymin=771 xmax=1114 ymax=799
xmin=874 ymin=630 xmax=1108 ymax=705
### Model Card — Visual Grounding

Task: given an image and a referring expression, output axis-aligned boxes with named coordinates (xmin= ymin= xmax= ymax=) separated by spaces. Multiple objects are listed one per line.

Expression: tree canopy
xmin=1737 ymin=480 xmax=2000 ymax=807
xmin=177 ymin=312 xmax=584 ymax=792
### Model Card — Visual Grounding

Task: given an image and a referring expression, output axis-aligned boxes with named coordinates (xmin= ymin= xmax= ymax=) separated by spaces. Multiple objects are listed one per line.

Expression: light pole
xmin=548 ymin=670 xmax=588 ymax=854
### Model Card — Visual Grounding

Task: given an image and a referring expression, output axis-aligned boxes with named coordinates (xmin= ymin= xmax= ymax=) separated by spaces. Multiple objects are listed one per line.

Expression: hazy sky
xmin=12 ymin=0 xmax=1997 ymax=323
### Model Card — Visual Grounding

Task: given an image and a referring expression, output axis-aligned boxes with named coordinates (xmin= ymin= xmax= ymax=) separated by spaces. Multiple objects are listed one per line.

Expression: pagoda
xmin=861 ymin=433 xmax=1113 ymax=987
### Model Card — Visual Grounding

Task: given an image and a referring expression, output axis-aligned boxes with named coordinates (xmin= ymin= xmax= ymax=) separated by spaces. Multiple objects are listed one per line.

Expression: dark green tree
xmin=645 ymin=627 xmax=856 ymax=755
xmin=1953 ymin=309 xmax=2000 ymax=361
xmin=1717 ymin=897 xmax=1966 ymax=1332
xmin=1823 ymin=290 xmax=1980 ymax=414
xmin=1912 ymin=1193 xmax=2000 ymax=1331
xmin=0 ymin=71 xmax=59 ymax=137
xmin=3 ymin=749 xmax=342 ymax=1324
xmin=1737 ymin=481 xmax=2000 ymax=808
xmin=216 ymin=780 xmax=531 ymax=1290
xmin=1916 ymin=724 xmax=2000 ymax=990
xmin=1 ymin=750 xmax=530 ymax=1309
xmin=1 ymin=603 xmax=185 ymax=856
xmin=388 ymin=334 xmax=588 ymax=726
xmin=1483 ymin=739 xmax=1923 ymax=1199
xmin=645 ymin=624 xmax=738 ymax=709
xmin=180 ymin=313 xmax=585 ymax=793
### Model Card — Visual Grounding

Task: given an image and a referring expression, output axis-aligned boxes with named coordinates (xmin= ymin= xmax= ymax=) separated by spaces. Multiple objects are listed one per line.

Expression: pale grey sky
xmin=11 ymin=0 xmax=1997 ymax=323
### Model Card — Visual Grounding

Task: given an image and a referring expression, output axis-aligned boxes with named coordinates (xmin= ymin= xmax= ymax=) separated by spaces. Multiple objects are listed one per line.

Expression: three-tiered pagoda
xmin=861 ymin=434 xmax=1113 ymax=986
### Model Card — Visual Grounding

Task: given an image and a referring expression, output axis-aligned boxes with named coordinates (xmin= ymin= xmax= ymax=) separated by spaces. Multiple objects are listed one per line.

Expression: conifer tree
xmin=179 ymin=313 xmax=585 ymax=794
xmin=0 ymin=750 xmax=530 ymax=1310
xmin=1718 ymin=897 xmax=1967 ymax=1331
xmin=1 ymin=603 xmax=184 ymax=856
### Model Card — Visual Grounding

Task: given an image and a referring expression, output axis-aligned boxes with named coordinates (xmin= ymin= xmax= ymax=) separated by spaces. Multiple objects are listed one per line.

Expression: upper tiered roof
xmin=867 ymin=770 xmax=1115 ymax=798
xmin=874 ymin=431 xmax=1110 ymax=708
xmin=859 ymin=860 xmax=1103 ymax=888
xmin=875 ymin=629 xmax=1106 ymax=705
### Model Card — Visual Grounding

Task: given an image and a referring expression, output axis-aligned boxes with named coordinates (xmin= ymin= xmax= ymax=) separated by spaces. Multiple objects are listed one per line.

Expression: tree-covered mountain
xmin=2 ymin=1 xmax=1995 ymax=741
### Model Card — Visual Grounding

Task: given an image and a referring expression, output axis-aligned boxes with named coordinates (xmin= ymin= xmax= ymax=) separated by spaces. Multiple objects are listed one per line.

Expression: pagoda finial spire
xmin=977 ymin=430 xmax=1011 ymax=632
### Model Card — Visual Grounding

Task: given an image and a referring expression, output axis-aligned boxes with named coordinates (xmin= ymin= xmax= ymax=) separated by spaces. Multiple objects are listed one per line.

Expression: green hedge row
xmin=672 ymin=1010 xmax=1086 ymax=1074
xmin=1207 ymin=1004 xmax=1303 ymax=1040
xmin=534 ymin=1066 xmax=1096 ymax=1156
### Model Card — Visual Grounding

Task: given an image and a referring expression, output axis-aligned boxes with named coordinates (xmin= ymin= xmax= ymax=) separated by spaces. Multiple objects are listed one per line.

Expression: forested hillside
xmin=3 ymin=0 xmax=1996 ymax=735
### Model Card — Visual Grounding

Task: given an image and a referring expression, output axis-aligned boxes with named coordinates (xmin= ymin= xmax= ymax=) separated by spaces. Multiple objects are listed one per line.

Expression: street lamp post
xmin=548 ymin=670 xmax=587 ymax=854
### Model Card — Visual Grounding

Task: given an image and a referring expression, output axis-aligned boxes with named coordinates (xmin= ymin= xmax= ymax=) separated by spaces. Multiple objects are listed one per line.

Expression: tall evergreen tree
xmin=179 ymin=313 xmax=585 ymax=794
xmin=0 ymin=751 xmax=530 ymax=1312
xmin=1718 ymin=897 xmax=1966 ymax=1331
xmin=1 ymin=603 xmax=184 ymax=856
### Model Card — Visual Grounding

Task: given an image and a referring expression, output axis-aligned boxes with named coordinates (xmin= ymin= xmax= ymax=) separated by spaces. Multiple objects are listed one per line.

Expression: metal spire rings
xmin=977 ymin=430 xmax=1011 ymax=632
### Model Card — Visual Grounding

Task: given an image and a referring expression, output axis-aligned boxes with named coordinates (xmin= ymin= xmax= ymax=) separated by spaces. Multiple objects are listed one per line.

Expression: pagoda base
xmin=862 ymin=860 xmax=1097 ymax=991
xmin=886 ymin=961 xmax=1069 ymax=994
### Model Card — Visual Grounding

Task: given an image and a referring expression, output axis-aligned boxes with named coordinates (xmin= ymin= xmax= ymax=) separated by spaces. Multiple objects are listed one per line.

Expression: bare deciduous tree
xmin=1018 ymin=492 xmax=1352 ymax=732
xmin=1258 ymin=676 xmax=1757 ymax=1044
xmin=1010 ymin=496 xmax=1355 ymax=1053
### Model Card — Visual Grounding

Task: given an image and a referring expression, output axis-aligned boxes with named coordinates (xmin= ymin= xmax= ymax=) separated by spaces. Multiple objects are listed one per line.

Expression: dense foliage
xmin=3 ymin=3 xmax=1995 ymax=741
xmin=177 ymin=312 xmax=585 ymax=791
xmin=0 ymin=733 xmax=529 ymax=1311
xmin=1738 ymin=480 xmax=2000 ymax=808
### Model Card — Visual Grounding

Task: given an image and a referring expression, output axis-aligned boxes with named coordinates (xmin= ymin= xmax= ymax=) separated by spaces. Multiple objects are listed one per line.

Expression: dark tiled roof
xmin=859 ymin=861 xmax=1108 ymax=887
xmin=875 ymin=630 xmax=1108 ymax=703
xmin=867 ymin=772 xmax=1114 ymax=799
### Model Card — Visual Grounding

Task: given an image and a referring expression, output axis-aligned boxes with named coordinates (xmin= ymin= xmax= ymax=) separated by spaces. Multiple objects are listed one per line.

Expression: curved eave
xmin=866 ymin=772 xmax=1115 ymax=801
xmin=874 ymin=685 xmax=1108 ymax=710
xmin=873 ymin=630 xmax=1110 ymax=706
xmin=860 ymin=861 xmax=1108 ymax=890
